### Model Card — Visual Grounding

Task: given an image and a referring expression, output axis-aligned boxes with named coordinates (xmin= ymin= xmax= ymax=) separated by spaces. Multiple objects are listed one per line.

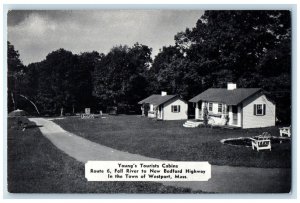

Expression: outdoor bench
xmin=279 ymin=126 xmax=291 ymax=137
xmin=251 ymin=137 xmax=271 ymax=152
xmin=81 ymin=114 xmax=95 ymax=119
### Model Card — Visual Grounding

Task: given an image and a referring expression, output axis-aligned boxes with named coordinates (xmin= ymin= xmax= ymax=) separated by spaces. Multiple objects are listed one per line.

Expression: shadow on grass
xmin=25 ymin=124 xmax=43 ymax=129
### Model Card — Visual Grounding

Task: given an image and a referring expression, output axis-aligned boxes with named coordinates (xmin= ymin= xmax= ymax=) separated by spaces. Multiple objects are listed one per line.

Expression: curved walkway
xmin=29 ymin=117 xmax=291 ymax=193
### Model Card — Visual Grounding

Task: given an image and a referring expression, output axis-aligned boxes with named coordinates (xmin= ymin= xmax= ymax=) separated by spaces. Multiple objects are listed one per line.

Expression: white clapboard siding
xmin=162 ymin=98 xmax=188 ymax=120
xmin=242 ymin=94 xmax=276 ymax=128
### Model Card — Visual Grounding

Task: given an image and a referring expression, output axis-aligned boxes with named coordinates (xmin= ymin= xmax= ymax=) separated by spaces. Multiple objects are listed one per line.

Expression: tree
xmin=93 ymin=43 xmax=152 ymax=113
xmin=148 ymin=46 xmax=191 ymax=98
xmin=172 ymin=10 xmax=291 ymax=123
xmin=196 ymin=12 xmax=286 ymax=71
xmin=7 ymin=41 xmax=25 ymax=112
xmin=72 ymin=51 xmax=103 ymax=112
xmin=32 ymin=49 xmax=80 ymax=114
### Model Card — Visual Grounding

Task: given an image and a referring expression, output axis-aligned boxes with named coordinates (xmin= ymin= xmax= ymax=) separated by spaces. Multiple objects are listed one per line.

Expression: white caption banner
xmin=85 ymin=161 xmax=211 ymax=181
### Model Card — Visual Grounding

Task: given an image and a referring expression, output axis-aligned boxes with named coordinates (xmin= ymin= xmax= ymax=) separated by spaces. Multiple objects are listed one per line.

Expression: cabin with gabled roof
xmin=189 ymin=83 xmax=276 ymax=128
xmin=138 ymin=91 xmax=188 ymax=120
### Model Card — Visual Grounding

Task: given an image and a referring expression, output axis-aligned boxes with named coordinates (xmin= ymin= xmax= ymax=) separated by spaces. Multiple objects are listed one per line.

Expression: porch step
xmin=183 ymin=123 xmax=196 ymax=128
xmin=183 ymin=120 xmax=203 ymax=128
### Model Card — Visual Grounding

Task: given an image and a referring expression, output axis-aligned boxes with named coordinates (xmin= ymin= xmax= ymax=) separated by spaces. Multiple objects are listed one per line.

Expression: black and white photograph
xmin=6 ymin=8 xmax=293 ymax=194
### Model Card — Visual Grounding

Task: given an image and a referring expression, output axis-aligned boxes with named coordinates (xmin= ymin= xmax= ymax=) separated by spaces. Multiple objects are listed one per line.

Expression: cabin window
xmin=208 ymin=103 xmax=213 ymax=111
xmin=254 ymin=104 xmax=266 ymax=116
xmin=218 ymin=103 xmax=222 ymax=113
xmin=171 ymin=105 xmax=180 ymax=113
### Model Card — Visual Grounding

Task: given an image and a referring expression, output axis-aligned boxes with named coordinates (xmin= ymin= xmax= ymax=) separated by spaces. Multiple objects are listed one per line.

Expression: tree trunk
xmin=60 ymin=107 xmax=64 ymax=117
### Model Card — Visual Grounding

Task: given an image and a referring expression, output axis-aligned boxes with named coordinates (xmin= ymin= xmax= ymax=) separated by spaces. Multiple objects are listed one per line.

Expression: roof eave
xmin=189 ymin=97 xmax=201 ymax=103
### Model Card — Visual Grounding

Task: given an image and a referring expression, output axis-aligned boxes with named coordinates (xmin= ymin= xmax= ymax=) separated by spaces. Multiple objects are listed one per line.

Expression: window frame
xmin=208 ymin=102 xmax=213 ymax=112
xmin=256 ymin=104 xmax=263 ymax=115
xmin=171 ymin=105 xmax=180 ymax=113
xmin=218 ymin=103 xmax=222 ymax=113
xmin=254 ymin=104 xmax=266 ymax=116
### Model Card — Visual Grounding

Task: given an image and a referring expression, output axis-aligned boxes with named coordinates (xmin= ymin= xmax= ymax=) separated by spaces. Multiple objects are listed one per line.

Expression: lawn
xmin=7 ymin=117 xmax=196 ymax=193
xmin=54 ymin=115 xmax=291 ymax=168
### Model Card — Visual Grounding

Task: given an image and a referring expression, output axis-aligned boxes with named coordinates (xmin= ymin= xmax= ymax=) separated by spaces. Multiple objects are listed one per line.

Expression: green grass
xmin=7 ymin=117 xmax=197 ymax=193
xmin=54 ymin=115 xmax=291 ymax=168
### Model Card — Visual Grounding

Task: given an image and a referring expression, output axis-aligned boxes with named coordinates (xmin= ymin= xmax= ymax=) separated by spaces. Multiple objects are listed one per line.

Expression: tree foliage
xmin=92 ymin=43 xmax=152 ymax=112
xmin=7 ymin=10 xmax=291 ymax=123
xmin=154 ymin=10 xmax=291 ymax=123
xmin=7 ymin=41 xmax=26 ymax=112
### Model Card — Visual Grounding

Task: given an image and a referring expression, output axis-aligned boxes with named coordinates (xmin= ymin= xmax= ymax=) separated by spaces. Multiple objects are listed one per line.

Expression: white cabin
xmin=138 ymin=92 xmax=188 ymax=120
xmin=189 ymin=84 xmax=276 ymax=128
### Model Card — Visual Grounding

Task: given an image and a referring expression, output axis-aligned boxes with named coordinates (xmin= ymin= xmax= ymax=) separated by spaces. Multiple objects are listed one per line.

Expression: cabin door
xmin=158 ymin=106 xmax=163 ymax=119
xmin=232 ymin=105 xmax=238 ymax=125
xmin=144 ymin=104 xmax=149 ymax=116
xmin=198 ymin=101 xmax=202 ymax=119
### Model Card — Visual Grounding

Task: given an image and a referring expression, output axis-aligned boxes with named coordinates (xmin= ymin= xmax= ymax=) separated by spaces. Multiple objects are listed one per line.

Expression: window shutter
xmin=253 ymin=104 xmax=256 ymax=115
xmin=178 ymin=105 xmax=181 ymax=112
xmin=263 ymin=104 xmax=266 ymax=115
xmin=171 ymin=106 xmax=174 ymax=112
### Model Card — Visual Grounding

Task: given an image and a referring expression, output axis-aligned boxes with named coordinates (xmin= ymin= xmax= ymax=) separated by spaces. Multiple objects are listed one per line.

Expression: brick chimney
xmin=161 ymin=91 xmax=167 ymax=96
xmin=227 ymin=83 xmax=237 ymax=90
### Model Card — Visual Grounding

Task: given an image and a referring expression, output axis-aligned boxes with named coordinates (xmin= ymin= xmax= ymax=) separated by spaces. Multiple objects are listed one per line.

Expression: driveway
xmin=29 ymin=117 xmax=291 ymax=193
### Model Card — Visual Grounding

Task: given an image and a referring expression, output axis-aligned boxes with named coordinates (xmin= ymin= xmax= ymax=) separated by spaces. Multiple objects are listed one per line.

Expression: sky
xmin=7 ymin=10 xmax=204 ymax=65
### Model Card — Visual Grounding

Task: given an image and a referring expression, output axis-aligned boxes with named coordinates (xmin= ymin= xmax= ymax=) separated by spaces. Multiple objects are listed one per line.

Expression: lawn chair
xmin=251 ymin=133 xmax=271 ymax=152
xmin=279 ymin=126 xmax=291 ymax=137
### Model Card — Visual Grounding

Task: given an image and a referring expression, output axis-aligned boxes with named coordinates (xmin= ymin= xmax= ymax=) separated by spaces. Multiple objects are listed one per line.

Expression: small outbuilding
xmin=189 ymin=83 xmax=276 ymax=128
xmin=138 ymin=91 xmax=188 ymax=120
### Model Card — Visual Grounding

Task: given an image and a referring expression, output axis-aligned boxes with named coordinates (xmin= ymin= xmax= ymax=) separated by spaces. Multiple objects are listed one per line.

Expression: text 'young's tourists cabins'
xmin=189 ymin=83 xmax=276 ymax=129
xmin=138 ymin=91 xmax=188 ymax=120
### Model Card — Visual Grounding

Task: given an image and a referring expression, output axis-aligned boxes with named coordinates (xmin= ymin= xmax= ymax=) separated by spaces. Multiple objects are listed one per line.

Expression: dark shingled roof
xmin=189 ymin=88 xmax=261 ymax=105
xmin=138 ymin=94 xmax=178 ymax=106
